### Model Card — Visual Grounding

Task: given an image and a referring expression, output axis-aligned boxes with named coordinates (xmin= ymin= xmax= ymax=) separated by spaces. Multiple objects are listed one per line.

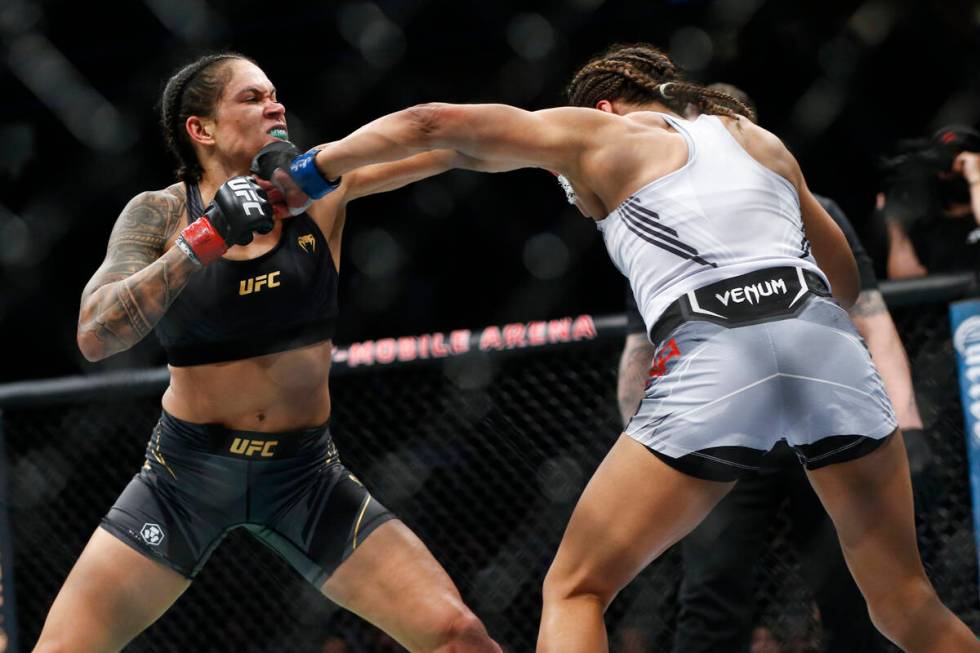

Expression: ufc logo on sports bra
xmin=227 ymin=177 xmax=266 ymax=216
xmin=229 ymin=437 xmax=279 ymax=457
xmin=239 ymin=271 xmax=281 ymax=295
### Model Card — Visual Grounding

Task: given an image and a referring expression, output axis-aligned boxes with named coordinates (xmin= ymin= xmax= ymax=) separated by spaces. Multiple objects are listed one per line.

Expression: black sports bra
xmin=155 ymin=183 xmax=339 ymax=366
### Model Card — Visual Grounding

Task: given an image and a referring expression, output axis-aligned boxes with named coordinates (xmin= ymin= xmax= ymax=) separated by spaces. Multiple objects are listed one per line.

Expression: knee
xmin=864 ymin=580 xmax=939 ymax=639
xmin=425 ymin=603 xmax=495 ymax=652
xmin=445 ymin=609 xmax=492 ymax=647
xmin=542 ymin=563 xmax=614 ymax=610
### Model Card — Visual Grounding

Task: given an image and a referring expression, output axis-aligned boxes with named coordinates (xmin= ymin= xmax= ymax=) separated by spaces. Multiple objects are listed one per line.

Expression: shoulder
xmin=718 ymin=116 xmax=801 ymax=187
xmin=129 ymin=182 xmax=186 ymax=206
xmin=123 ymin=183 xmax=186 ymax=219
xmin=110 ymin=182 xmax=187 ymax=244
xmin=528 ymin=106 xmax=646 ymax=144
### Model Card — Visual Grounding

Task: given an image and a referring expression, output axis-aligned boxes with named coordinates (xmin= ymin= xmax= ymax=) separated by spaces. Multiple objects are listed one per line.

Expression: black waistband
xmin=649 ymin=266 xmax=831 ymax=344
xmin=157 ymin=410 xmax=336 ymax=460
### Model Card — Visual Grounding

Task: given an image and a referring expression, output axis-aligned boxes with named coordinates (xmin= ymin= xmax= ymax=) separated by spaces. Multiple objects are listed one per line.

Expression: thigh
xmin=319 ymin=519 xmax=473 ymax=651
xmin=34 ymin=527 xmax=190 ymax=653
xmin=547 ymin=435 xmax=734 ymax=604
xmin=673 ymin=473 xmax=780 ymax=653
xmin=803 ymin=430 xmax=925 ymax=605
xmin=786 ymin=465 xmax=885 ymax=651
xmin=683 ymin=470 xmax=780 ymax=574
xmin=250 ymin=462 xmax=394 ymax=587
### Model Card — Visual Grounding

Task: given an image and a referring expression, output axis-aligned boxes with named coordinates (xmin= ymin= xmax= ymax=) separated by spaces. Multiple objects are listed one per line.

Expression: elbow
xmin=404 ymin=103 xmax=455 ymax=149
xmin=826 ymin=252 xmax=859 ymax=309
xmin=837 ymin=288 xmax=858 ymax=311
xmin=77 ymin=327 xmax=107 ymax=362
xmin=834 ymin=272 xmax=860 ymax=310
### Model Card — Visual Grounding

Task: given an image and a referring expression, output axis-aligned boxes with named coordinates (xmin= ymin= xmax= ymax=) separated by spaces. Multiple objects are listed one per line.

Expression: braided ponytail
xmin=566 ymin=43 xmax=752 ymax=121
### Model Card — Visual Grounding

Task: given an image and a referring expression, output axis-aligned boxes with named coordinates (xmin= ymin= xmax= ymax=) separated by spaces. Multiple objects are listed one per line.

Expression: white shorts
xmin=626 ymin=295 xmax=897 ymax=481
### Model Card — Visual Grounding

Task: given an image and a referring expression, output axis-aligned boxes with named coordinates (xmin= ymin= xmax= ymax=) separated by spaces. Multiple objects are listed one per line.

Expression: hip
xmin=142 ymin=409 xmax=339 ymax=484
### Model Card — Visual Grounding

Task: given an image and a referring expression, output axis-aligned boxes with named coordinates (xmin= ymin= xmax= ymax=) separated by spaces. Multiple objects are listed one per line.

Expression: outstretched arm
xmin=343 ymin=149 xmax=493 ymax=201
xmin=311 ymin=103 xmax=611 ymax=181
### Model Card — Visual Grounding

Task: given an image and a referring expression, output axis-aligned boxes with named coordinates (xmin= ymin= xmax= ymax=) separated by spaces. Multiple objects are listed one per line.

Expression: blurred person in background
xmin=877 ymin=126 xmax=980 ymax=279
xmin=249 ymin=42 xmax=980 ymax=653
xmin=616 ymin=84 xmax=923 ymax=653
xmin=32 ymin=52 xmax=501 ymax=653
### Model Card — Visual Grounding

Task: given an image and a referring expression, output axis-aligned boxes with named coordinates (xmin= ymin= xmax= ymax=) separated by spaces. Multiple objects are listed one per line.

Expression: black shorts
xmin=100 ymin=410 xmax=393 ymax=585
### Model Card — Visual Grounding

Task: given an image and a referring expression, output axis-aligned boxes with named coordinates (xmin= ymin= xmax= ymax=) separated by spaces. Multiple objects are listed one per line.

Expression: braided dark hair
xmin=566 ymin=43 xmax=752 ymax=121
xmin=159 ymin=52 xmax=254 ymax=183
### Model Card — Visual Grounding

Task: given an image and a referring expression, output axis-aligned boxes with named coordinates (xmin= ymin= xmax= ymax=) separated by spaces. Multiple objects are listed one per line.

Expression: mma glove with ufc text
xmin=176 ymin=176 xmax=274 ymax=266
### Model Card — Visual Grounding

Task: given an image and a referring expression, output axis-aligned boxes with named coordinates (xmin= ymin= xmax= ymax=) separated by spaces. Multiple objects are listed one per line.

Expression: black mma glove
xmin=251 ymin=140 xmax=340 ymax=215
xmin=176 ymin=176 xmax=274 ymax=265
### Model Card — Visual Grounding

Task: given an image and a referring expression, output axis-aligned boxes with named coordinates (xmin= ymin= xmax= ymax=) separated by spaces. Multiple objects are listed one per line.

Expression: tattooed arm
xmin=617 ymin=333 xmax=655 ymax=427
xmin=848 ymin=289 xmax=923 ymax=429
xmin=77 ymin=187 xmax=199 ymax=362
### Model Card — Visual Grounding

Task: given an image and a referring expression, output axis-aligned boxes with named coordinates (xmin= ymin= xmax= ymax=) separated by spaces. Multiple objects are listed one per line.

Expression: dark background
xmin=1 ymin=0 xmax=978 ymax=383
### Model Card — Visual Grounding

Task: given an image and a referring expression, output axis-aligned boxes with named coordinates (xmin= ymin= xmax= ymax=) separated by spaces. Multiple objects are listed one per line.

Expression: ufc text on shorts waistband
xmin=158 ymin=410 xmax=335 ymax=460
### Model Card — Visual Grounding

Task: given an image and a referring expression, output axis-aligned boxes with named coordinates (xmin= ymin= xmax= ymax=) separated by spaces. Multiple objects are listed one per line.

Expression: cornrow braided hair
xmin=566 ymin=43 xmax=752 ymax=121
xmin=159 ymin=52 xmax=254 ymax=184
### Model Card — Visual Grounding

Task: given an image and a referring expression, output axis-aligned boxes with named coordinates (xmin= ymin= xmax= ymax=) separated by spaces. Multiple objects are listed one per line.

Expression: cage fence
xmin=0 ymin=281 xmax=978 ymax=653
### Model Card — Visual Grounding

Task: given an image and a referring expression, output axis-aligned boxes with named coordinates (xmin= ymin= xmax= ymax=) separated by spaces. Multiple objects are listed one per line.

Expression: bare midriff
xmin=162 ymin=339 xmax=334 ymax=432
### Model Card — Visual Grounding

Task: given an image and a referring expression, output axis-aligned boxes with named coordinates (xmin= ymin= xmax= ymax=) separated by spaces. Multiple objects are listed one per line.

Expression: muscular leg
xmin=537 ymin=436 xmax=734 ymax=653
xmin=321 ymin=520 xmax=501 ymax=653
xmin=805 ymin=431 xmax=980 ymax=652
xmin=672 ymin=470 xmax=780 ymax=653
xmin=33 ymin=528 xmax=190 ymax=653
xmin=787 ymin=464 xmax=886 ymax=652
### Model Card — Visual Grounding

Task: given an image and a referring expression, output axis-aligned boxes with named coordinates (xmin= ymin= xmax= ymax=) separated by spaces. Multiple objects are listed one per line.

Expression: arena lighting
xmin=847 ymin=0 xmax=898 ymax=46
xmin=337 ymin=2 xmax=406 ymax=69
xmin=142 ymin=0 xmax=225 ymax=41
xmin=790 ymin=78 xmax=846 ymax=137
xmin=506 ymin=13 xmax=556 ymax=61
xmin=668 ymin=26 xmax=714 ymax=72
xmin=5 ymin=33 xmax=135 ymax=153
xmin=710 ymin=0 xmax=769 ymax=28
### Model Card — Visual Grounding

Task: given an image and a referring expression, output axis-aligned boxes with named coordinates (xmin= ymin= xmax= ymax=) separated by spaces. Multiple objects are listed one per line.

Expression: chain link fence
xmin=1 ymin=282 xmax=978 ymax=652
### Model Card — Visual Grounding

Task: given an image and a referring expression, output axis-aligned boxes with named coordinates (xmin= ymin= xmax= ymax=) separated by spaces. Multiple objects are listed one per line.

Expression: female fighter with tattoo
xmin=33 ymin=53 xmax=500 ymax=653
xmin=255 ymin=43 xmax=980 ymax=653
